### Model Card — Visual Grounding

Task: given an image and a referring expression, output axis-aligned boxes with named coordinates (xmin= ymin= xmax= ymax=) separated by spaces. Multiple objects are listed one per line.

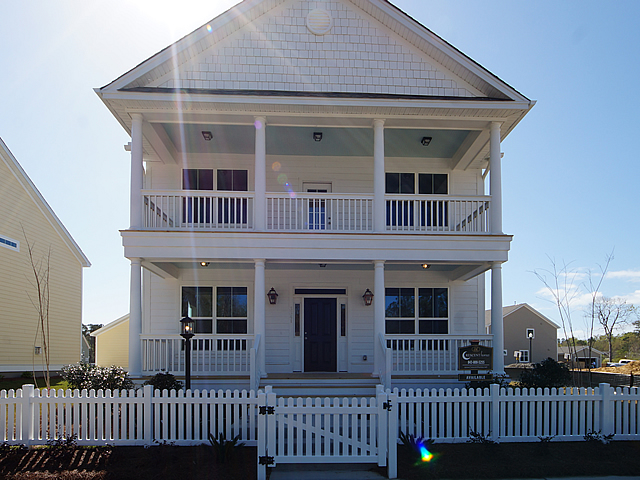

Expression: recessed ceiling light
xmin=421 ymin=136 xmax=432 ymax=146
xmin=313 ymin=132 xmax=323 ymax=142
xmin=202 ymin=131 xmax=213 ymax=141
xmin=200 ymin=262 xmax=210 ymax=267
xmin=421 ymin=263 xmax=430 ymax=269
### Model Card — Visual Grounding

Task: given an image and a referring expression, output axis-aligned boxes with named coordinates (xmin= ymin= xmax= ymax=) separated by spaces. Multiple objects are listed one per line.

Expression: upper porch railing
xmin=141 ymin=190 xmax=491 ymax=234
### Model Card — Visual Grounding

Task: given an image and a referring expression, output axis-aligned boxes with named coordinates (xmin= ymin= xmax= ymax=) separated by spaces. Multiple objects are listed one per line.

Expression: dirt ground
xmin=594 ymin=360 xmax=640 ymax=374
xmin=2 ymin=441 xmax=640 ymax=479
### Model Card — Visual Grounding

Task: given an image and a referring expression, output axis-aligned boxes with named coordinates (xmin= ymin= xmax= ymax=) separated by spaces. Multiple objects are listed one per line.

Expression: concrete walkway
xmin=268 ymin=465 xmax=640 ymax=480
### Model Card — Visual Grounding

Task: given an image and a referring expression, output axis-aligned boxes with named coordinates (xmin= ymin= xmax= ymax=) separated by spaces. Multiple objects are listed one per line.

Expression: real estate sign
xmin=458 ymin=344 xmax=493 ymax=371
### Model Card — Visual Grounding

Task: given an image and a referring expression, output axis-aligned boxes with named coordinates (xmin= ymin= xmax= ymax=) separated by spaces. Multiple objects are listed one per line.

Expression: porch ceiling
xmin=162 ymin=123 xmax=470 ymax=158
xmin=143 ymin=260 xmax=490 ymax=281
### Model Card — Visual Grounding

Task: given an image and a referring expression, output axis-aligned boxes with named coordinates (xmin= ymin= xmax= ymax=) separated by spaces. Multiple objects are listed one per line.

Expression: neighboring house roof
xmin=0 ymin=138 xmax=90 ymax=268
xmin=91 ymin=314 xmax=129 ymax=337
xmin=485 ymin=303 xmax=560 ymax=330
xmin=558 ymin=346 xmax=606 ymax=356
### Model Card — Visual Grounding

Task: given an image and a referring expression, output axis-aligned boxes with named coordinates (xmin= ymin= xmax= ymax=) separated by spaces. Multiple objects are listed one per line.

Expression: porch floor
xmin=261 ymin=372 xmax=381 ymax=397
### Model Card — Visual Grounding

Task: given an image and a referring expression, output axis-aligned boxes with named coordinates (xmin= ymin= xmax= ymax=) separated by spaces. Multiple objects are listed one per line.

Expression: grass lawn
xmin=0 ymin=376 xmax=69 ymax=392
xmin=1 ymin=441 xmax=640 ymax=479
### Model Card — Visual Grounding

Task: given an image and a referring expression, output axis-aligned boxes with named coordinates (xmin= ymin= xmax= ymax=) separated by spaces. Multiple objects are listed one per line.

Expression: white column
xmin=491 ymin=262 xmax=505 ymax=374
xmin=373 ymin=260 xmax=385 ymax=374
xmin=128 ymin=258 xmax=142 ymax=377
xmin=254 ymin=259 xmax=266 ymax=376
xmin=254 ymin=117 xmax=267 ymax=231
xmin=489 ymin=121 xmax=502 ymax=234
xmin=373 ymin=119 xmax=386 ymax=233
xmin=130 ymin=113 xmax=144 ymax=229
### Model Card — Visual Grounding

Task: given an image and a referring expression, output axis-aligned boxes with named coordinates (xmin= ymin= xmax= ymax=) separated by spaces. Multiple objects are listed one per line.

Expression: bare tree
xmin=534 ymin=258 xmax=582 ymax=386
xmin=584 ymin=252 xmax=613 ymax=375
xmin=22 ymin=228 xmax=52 ymax=389
xmin=596 ymin=296 xmax=636 ymax=362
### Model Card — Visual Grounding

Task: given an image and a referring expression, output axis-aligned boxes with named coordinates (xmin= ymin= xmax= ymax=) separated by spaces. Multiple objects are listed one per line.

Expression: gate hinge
xmin=383 ymin=401 xmax=392 ymax=411
xmin=259 ymin=455 xmax=275 ymax=465
xmin=259 ymin=405 xmax=275 ymax=415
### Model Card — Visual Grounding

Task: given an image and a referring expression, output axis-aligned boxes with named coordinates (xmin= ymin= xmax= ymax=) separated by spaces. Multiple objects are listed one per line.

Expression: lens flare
xmin=254 ymin=119 xmax=263 ymax=130
xmin=277 ymin=173 xmax=288 ymax=184
xmin=272 ymin=161 xmax=281 ymax=172
xmin=206 ymin=24 xmax=212 ymax=32
xmin=418 ymin=442 xmax=433 ymax=462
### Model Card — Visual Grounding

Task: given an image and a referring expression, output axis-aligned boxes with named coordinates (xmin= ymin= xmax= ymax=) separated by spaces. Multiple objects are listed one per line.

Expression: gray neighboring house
xmin=558 ymin=345 xmax=604 ymax=368
xmin=486 ymin=304 xmax=559 ymax=365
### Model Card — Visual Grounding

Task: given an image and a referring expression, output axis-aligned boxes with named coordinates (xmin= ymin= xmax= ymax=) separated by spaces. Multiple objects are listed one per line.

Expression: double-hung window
xmin=181 ymin=286 xmax=247 ymax=334
xmin=385 ymin=287 xmax=449 ymax=334
xmin=183 ymin=169 xmax=214 ymax=224
xmin=386 ymin=173 xmax=448 ymax=228
xmin=182 ymin=169 xmax=248 ymax=225
xmin=216 ymin=169 xmax=248 ymax=225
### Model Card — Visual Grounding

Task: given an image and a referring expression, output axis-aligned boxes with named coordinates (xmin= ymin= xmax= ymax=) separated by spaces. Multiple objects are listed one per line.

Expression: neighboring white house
xmin=96 ymin=0 xmax=534 ymax=393
xmin=0 ymin=138 xmax=90 ymax=374
xmin=486 ymin=304 xmax=559 ymax=365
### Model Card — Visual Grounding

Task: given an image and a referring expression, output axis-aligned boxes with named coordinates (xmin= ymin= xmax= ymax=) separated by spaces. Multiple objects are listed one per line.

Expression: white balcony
xmin=142 ymin=191 xmax=491 ymax=234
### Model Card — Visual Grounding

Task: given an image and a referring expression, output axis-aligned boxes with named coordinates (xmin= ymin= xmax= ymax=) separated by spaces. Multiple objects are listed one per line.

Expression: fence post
xmin=143 ymin=385 xmax=153 ymax=445
xmin=266 ymin=386 xmax=277 ymax=466
xmin=20 ymin=384 xmax=35 ymax=446
xmin=599 ymin=383 xmax=613 ymax=436
xmin=257 ymin=387 xmax=267 ymax=480
xmin=387 ymin=389 xmax=398 ymax=479
xmin=376 ymin=385 xmax=387 ymax=468
xmin=490 ymin=383 xmax=500 ymax=442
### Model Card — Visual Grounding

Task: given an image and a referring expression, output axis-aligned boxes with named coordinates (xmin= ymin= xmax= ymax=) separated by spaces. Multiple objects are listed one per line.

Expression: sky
xmin=1 ymin=0 xmax=639 ymax=340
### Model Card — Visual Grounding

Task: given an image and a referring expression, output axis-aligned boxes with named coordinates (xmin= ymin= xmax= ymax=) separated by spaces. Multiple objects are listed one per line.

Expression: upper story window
xmin=385 ymin=173 xmax=448 ymax=195
xmin=385 ymin=287 xmax=449 ymax=335
xmin=182 ymin=169 xmax=248 ymax=191
xmin=0 ymin=234 xmax=19 ymax=252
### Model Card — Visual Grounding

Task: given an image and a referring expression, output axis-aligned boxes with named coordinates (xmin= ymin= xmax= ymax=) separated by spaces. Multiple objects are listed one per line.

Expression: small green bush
xmin=62 ymin=363 xmax=135 ymax=391
xmin=144 ymin=372 xmax=183 ymax=391
xmin=516 ymin=357 xmax=571 ymax=389
xmin=208 ymin=432 xmax=245 ymax=463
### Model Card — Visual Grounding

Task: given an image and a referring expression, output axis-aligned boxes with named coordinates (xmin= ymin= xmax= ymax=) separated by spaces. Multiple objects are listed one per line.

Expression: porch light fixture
xmin=180 ymin=316 xmax=195 ymax=390
xmin=421 ymin=263 xmax=430 ymax=269
xmin=362 ymin=288 xmax=374 ymax=306
xmin=313 ymin=132 xmax=323 ymax=142
xmin=200 ymin=262 xmax=210 ymax=267
xmin=202 ymin=131 xmax=213 ymax=141
xmin=421 ymin=136 xmax=432 ymax=146
xmin=267 ymin=287 xmax=279 ymax=305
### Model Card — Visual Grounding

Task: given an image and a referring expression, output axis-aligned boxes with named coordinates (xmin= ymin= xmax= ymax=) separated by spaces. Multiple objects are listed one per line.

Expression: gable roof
xmin=91 ymin=313 xmax=129 ymax=337
xmin=485 ymin=303 xmax=560 ymax=330
xmin=99 ymin=0 xmax=530 ymax=103
xmin=558 ymin=345 xmax=606 ymax=356
xmin=0 ymin=138 xmax=90 ymax=268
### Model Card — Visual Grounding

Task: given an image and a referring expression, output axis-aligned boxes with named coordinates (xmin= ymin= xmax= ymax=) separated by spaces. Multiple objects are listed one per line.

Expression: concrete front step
xmin=260 ymin=373 xmax=381 ymax=397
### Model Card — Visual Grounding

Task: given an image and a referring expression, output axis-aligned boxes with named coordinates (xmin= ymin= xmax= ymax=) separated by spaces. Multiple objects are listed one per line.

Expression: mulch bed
xmin=2 ymin=441 xmax=640 ymax=479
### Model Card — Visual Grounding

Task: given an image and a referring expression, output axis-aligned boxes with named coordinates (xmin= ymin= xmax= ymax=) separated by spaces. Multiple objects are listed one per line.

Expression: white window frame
xmin=0 ymin=234 xmax=19 ymax=252
xmin=519 ymin=350 xmax=530 ymax=363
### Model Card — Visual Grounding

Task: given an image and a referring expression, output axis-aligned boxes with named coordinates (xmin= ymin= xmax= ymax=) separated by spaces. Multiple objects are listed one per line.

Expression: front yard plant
xmin=62 ymin=363 xmax=134 ymax=391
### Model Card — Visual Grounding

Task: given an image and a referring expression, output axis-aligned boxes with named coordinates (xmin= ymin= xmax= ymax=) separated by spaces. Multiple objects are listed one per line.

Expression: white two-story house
xmin=96 ymin=0 xmax=534 ymax=393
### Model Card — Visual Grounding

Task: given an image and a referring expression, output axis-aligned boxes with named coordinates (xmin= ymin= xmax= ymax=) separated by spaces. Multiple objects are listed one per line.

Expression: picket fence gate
xmin=1 ymin=383 xmax=639 ymax=480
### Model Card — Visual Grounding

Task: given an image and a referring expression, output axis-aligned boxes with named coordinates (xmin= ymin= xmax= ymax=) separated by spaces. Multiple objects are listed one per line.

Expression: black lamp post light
xmin=180 ymin=316 xmax=195 ymax=390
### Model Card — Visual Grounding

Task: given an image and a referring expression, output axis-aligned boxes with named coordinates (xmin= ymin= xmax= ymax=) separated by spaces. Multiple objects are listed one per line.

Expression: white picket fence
xmin=1 ymin=383 xmax=639 ymax=480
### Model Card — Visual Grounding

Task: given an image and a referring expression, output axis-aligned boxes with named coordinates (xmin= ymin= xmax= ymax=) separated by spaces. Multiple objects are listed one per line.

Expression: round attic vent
xmin=306 ymin=9 xmax=332 ymax=35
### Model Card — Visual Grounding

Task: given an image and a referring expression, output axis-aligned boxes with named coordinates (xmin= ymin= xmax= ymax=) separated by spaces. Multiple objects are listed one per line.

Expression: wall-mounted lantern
xmin=267 ymin=287 xmax=279 ymax=305
xmin=362 ymin=288 xmax=374 ymax=306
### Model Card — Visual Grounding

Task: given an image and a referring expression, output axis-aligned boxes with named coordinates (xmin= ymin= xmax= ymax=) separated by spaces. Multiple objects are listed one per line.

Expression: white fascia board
xmin=363 ymin=0 xmax=530 ymax=103
xmin=103 ymin=90 xmax=531 ymax=113
xmin=91 ymin=314 xmax=130 ymax=337
xmin=121 ymin=231 xmax=511 ymax=263
xmin=0 ymin=138 xmax=91 ymax=268
xmin=98 ymin=0 xmax=261 ymax=93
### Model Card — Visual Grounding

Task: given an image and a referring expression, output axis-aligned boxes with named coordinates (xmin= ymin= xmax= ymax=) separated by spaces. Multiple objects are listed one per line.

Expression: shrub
xmin=143 ymin=372 xmax=183 ymax=391
xmin=62 ymin=363 xmax=135 ymax=391
xmin=208 ymin=432 xmax=245 ymax=463
xmin=516 ymin=357 xmax=571 ymax=389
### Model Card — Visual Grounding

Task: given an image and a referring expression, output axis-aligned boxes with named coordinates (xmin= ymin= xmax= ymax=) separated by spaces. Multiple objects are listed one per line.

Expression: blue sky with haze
xmin=1 ymin=0 xmax=638 ymax=338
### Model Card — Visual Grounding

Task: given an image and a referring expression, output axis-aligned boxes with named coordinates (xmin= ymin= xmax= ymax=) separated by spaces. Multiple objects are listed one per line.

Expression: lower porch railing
xmin=141 ymin=335 xmax=254 ymax=375
xmin=385 ymin=335 xmax=493 ymax=374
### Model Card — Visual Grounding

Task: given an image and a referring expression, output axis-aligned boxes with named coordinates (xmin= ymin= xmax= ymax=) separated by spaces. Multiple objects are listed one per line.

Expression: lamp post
xmin=528 ymin=331 xmax=534 ymax=363
xmin=180 ymin=316 xmax=195 ymax=390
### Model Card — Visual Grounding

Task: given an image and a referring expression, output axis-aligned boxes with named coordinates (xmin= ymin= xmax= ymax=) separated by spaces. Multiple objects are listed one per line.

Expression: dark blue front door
xmin=304 ymin=298 xmax=337 ymax=372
